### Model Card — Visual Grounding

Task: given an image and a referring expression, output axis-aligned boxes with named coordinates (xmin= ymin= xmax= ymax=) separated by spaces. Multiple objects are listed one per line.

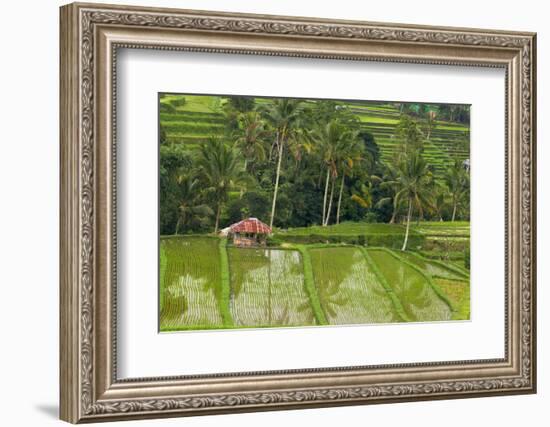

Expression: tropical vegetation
xmin=159 ymin=94 xmax=471 ymax=331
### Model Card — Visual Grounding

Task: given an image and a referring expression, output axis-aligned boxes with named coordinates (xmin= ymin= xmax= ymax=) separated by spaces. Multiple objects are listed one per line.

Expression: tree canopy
xmin=159 ymin=95 xmax=471 ymax=236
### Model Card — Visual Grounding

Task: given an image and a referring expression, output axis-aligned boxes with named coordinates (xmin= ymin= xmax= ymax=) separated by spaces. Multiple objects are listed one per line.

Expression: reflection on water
xmin=368 ymin=250 xmax=451 ymax=322
xmin=160 ymin=237 xmax=455 ymax=331
xmin=229 ymin=248 xmax=315 ymax=327
xmin=399 ymin=252 xmax=468 ymax=281
xmin=310 ymin=248 xmax=399 ymax=324
xmin=160 ymin=238 xmax=223 ymax=329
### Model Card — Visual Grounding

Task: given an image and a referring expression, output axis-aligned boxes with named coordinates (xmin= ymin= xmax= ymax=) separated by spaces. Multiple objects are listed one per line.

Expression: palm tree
xmin=424 ymin=110 xmax=437 ymax=141
xmin=431 ymin=183 xmax=449 ymax=222
xmin=335 ymin=133 xmax=364 ymax=225
xmin=260 ymin=99 xmax=303 ymax=228
xmin=395 ymin=114 xmax=424 ymax=154
xmin=307 ymin=120 xmax=354 ymax=226
xmin=196 ymin=138 xmax=247 ymax=233
xmin=444 ymin=159 xmax=470 ymax=221
xmin=174 ymin=175 xmax=214 ymax=234
xmin=375 ymin=163 xmax=403 ymax=224
xmin=234 ymin=111 xmax=268 ymax=173
xmin=388 ymin=150 xmax=433 ymax=251
xmin=377 ymin=115 xmax=426 ymax=227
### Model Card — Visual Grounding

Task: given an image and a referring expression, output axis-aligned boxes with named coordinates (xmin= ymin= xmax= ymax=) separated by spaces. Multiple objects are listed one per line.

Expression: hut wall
xmin=233 ymin=235 xmax=257 ymax=247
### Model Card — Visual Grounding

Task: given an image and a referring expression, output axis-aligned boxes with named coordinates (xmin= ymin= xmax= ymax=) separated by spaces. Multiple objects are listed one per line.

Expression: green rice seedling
xmin=229 ymin=248 xmax=316 ymax=328
xmin=398 ymin=252 xmax=469 ymax=281
xmin=160 ymin=237 xmax=224 ymax=330
xmin=434 ymin=278 xmax=470 ymax=320
xmin=295 ymin=245 xmax=328 ymax=325
xmin=309 ymin=247 xmax=400 ymax=325
xmin=159 ymin=245 xmax=167 ymax=313
xmin=367 ymin=249 xmax=452 ymax=322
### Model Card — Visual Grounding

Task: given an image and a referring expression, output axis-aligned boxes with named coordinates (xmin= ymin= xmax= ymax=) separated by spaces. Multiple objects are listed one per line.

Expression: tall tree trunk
xmin=239 ymin=159 xmax=248 ymax=199
xmin=451 ymin=201 xmax=457 ymax=222
xmin=324 ymin=174 xmax=336 ymax=226
xmin=401 ymin=198 xmax=413 ymax=251
xmin=269 ymin=132 xmax=283 ymax=228
xmin=214 ymin=202 xmax=221 ymax=233
xmin=175 ymin=217 xmax=181 ymax=235
xmin=322 ymin=167 xmax=330 ymax=226
xmin=389 ymin=202 xmax=397 ymax=224
xmin=336 ymin=174 xmax=345 ymax=225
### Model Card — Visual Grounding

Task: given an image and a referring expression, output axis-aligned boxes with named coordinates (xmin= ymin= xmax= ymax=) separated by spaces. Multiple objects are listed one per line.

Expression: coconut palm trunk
xmin=239 ymin=159 xmax=248 ymax=199
xmin=214 ymin=202 xmax=222 ymax=233
xmin=324 ymin=174 xmax=336 ymax=226
xmin=269 ymin=132 xmax=283 ymax=228
xmin=389 ymin=206 xmax=397 ymax=224
xmin=336 ymin=174 xmax=345 ymax=225
xmin=451 ymin=201 xmax=457 ymax=222
xmin=401 ymin=198 xmax=413 ymax=251
xmin=322 ymin=167 xmax=330 ymax=225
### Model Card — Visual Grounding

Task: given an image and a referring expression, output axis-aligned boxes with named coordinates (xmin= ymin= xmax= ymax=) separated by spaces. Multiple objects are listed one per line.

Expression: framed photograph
xmin=60 ymin=2 xmax=537 ymax=423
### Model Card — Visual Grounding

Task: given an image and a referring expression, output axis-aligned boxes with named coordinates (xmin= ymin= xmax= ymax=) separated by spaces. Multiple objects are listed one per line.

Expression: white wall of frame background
xmin=0 ymin=0 xmax=547 ymax=426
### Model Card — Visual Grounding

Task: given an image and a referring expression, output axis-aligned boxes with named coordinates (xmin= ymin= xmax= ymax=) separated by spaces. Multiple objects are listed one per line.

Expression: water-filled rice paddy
xmin=160 ymin=237 xmax=224 ymax=330
xmin=159 ymin=237 xmax=461 ymax=331
xmin=367 ymin=249 xmax=452 ymax=322
xmin=309 ymin=247 xmax=400 ymax=324
xmin=399 ymin=252 xmax=469 ymax=281
xmin=228 ymin=248 xmax=316 ymax=327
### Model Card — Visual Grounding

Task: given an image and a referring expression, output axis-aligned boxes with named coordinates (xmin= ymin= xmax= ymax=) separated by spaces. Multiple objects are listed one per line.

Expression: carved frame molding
xmin=60 ymin=2 xmax=536 ymax=423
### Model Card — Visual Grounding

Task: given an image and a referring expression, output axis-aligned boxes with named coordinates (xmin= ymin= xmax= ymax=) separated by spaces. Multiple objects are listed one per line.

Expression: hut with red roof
xmin=227 ymin=217 xmax=272 ymax=247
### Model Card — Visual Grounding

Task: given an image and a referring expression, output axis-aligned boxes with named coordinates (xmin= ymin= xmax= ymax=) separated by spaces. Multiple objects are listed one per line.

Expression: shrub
xmin=272 ymin=232 xmax=425 ymax=249
xmin=266 ymin=236 xmax=283 ymax=247
xmin=169 ymin=97 xmax=186 ymax=107
xmin=159 ymin=102 xmax=176 ymax=113
xmin=364 ymin=211 xmax=379 ymax=223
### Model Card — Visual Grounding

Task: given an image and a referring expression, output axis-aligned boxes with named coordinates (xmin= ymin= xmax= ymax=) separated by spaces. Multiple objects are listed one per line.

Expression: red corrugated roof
xmin=229 ymin=218 xmax=272 ymax=234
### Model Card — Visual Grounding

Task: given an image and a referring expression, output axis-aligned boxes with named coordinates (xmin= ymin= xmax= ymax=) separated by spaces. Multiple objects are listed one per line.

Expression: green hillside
xmin=159 ymin=94 xmax=469 ymax=181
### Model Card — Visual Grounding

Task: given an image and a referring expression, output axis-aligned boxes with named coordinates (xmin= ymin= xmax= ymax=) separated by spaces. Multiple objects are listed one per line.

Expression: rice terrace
xmin=159 ymin=93 xmax=470 ymax=331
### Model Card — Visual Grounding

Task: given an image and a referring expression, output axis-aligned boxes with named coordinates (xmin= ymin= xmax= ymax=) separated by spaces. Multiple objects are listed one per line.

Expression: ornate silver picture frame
xmin=60 ymin=2 xmax=536 ymax=423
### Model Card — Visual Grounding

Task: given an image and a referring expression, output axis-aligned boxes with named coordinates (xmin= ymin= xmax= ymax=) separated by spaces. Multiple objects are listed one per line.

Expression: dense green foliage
xmin=159 ymin=94 xmax=470 ymax=235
